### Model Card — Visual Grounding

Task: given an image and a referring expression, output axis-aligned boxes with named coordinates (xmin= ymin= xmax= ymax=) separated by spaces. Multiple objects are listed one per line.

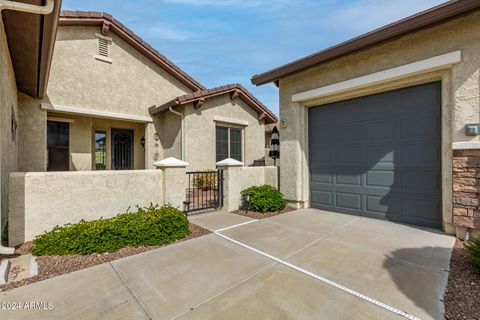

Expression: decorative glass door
xmin=111 ymin=129 xmax=134 ymax=170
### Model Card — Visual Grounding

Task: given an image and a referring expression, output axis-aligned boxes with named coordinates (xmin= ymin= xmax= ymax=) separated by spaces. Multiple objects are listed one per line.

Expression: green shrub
xmin=241 ymin=185 xmax=287 ymax=213
xmin=466 ymin=236 xmax=480 ymax=270
xmin=32 ymin=204 xmax=189 ymax=256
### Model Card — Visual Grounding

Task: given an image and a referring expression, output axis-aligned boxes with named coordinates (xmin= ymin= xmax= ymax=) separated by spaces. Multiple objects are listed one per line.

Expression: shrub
xmin=241 ymin=185 xmax=287 ymax=213
xmin=466 ymin=236 xmax=480 ymax=270
xmin=193 ymin=171 xmax=217 ymax=190
xmin=32 ymin=204 xmax=189 ymax=256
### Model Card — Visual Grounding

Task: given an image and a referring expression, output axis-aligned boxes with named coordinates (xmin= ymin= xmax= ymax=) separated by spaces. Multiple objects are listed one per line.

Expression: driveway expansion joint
xmin=109 ymin=262 xmax=153 ymax=320
xmin=214 ymin=220 xmax=421 ymax=320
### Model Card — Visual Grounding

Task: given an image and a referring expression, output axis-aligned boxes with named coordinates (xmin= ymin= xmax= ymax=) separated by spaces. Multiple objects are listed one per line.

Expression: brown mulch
xmin=232 ymin=206 xmax=296 ymax=220
xmin=0 ymin=223 xmax=210 ymax=292
xmin=444 ymin=239 xmax=480 ymax=320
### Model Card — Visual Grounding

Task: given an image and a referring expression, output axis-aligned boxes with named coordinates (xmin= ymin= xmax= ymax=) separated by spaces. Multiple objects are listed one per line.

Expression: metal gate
xmin=184 ymin=169 xmax=223 ymax=214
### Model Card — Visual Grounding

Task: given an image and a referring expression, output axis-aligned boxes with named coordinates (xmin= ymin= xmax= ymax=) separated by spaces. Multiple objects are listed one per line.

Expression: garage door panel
xmin=365 ymin=170 xmax=395 ymax=188
xmin=309 ymin=82 xmax=441 ymax=228
xmin=400 ymin=143 xmax=440 ymax=167
xmin=335 ymin=192 xmax=362 ymax=211
xmin=311 ymin=190 xmax=333 ymax=207
xmin=335 ymin=170 xmax=361 ymax=186
xmin=400 ymin=116 xmax=439 ymax=140
xmin=365 ymin=195 xmax=402 ymax=216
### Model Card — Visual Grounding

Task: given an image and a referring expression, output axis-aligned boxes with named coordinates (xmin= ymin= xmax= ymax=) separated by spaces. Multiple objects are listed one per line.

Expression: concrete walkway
xmin=0 ymin=209 xmax=454 ymax=320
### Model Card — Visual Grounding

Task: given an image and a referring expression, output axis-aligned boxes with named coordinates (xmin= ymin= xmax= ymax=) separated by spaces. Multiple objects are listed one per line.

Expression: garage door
xmin=309 ymin=82 xmax=441 ymax=228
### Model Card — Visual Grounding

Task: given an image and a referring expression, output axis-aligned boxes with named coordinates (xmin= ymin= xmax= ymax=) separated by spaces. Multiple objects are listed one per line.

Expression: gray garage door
xmin=309 ymin=82 xmax=441 ymax=228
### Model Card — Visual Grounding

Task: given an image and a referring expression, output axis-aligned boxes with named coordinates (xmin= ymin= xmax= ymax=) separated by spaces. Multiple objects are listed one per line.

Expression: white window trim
xmin=216 ymin=126 xmax=244 ymax=163
xmin=292 ymin=50 xmax=462 ymax=103
xmin=41 ymin=103 xmax=153 ymax=123
xmin=213 ymin=115 xmax=248 ymax=126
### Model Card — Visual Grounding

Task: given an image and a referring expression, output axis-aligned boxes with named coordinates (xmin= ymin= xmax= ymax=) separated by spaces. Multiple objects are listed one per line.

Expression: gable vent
xmin=98 ymin=38 xmax=109 ymax=57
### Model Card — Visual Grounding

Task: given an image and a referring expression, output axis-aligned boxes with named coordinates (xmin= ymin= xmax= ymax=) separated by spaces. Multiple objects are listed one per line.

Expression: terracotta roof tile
xmin=150 ymin=84 xmax=277 ymax=124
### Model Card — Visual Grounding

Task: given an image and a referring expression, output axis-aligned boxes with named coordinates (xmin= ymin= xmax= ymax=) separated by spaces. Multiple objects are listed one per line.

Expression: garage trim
xmin=292 ymin=51 xmax=461 ymax=103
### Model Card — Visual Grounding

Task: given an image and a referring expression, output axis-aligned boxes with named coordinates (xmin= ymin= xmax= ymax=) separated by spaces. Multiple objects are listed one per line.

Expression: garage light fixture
xmin=465 ymin=124 xmax=480 ymax=136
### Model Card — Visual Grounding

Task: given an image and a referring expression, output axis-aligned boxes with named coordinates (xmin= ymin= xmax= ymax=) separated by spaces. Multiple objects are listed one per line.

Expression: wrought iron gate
xmin=184 ymin=169 xmax=223 ymax=214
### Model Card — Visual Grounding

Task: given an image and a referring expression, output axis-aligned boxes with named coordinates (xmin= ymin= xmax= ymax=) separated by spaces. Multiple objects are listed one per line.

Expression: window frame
xmin=215 ymin=124 xmax=244 ymax=163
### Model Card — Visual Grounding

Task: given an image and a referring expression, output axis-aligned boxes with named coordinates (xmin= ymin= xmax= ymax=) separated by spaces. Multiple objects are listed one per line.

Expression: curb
xmin=0 ymin=259 xmax=11 ymax=285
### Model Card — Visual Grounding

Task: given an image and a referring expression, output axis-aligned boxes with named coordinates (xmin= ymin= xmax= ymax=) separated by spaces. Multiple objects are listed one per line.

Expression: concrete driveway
xmin=0 ymin=209 xmax=454 ymax=320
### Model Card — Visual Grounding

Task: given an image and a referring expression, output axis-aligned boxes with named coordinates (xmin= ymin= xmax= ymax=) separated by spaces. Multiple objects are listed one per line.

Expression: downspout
xmin=0 ymin=0 xmax=55 ymax=255
xmin=0 ymin=0 xmax=54 ymax=13
xmin=169 ymin=107 xmax=185 ymax=161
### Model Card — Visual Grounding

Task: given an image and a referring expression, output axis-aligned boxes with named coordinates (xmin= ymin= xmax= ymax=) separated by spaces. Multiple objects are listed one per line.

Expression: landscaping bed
xmin=0 ymin=223 xmax=209 ymax=292
xmin=444 ymin=239 xmax=480 ymax=320
xmin=232 ymin=206 xmax=296 ymax=219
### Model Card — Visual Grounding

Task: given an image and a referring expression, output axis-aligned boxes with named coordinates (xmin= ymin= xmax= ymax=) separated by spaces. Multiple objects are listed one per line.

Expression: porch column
xmin=154 ymin=157 xmax=188 ymax=210
xmin=216 ymin=158 xmax=243 ymax=212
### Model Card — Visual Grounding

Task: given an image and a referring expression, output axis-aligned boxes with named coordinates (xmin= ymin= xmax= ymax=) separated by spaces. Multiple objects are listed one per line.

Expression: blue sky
xmin=62 ymin=0 xmax=447 ymax=116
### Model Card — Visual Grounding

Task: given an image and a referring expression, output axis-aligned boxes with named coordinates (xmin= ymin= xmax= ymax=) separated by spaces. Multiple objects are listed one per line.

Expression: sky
xmin=62 ymin=0 xmax=447 ymax=116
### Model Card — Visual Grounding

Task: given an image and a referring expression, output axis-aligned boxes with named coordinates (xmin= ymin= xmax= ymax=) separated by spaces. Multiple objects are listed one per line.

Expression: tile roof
xmin=149 ymin=83 xmax=278 ymax=124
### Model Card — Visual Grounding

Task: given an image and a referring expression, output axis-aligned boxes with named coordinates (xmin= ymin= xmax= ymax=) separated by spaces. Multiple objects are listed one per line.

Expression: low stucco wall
xmin=222 ymin=166 xmax=278 ymax=211
xmin=8 ymin=170 xmax=163 ymax=246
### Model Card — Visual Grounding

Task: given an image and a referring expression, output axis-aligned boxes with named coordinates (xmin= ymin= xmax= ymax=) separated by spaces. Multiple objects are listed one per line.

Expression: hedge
xmin=241 ymin=185 xmax=287 ymax=213
xmin=32 ymin=204 xmax=189 ymax=256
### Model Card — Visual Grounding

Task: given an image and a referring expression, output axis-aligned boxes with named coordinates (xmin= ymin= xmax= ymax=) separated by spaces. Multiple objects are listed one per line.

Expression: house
xmin=251 ymin=0 xmax=480 ymax=238
xmin=18 ymin=10 xmax=276 ymax=174
xmin=0 ymin=0 xmax=62 ymax=252
xmin=1 ymin=7 xmax=277 ymax=246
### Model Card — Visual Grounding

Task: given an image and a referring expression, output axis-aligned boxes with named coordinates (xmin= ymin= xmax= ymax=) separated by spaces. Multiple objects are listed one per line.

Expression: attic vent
xmin=98 ymin=38 xmax=109 ymax=57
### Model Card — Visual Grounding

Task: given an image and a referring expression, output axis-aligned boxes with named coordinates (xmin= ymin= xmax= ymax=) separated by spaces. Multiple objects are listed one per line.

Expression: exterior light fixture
xmin=465 ymin=124 xmax=480 ymax=136
xmin=140 ymin=136 xmax=145 ymax=148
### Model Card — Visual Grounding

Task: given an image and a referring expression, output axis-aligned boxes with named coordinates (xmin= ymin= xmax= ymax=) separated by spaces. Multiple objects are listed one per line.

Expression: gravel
xmin=0 ymin=223 xmax=210 ymax=292
xmin=232 ymin=206 xmax=296 ymax=220
xmin=444 ymin=239 xmax=480 ymax=320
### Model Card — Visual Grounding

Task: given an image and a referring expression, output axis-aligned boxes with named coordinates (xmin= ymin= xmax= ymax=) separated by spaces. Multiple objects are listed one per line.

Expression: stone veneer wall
xmin=452 ymin=149 xmax=480 ymax=231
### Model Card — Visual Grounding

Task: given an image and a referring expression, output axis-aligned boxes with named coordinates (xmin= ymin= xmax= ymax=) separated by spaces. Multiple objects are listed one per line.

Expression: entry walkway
xmin=0 ymin=209 xmax=454 ymax=319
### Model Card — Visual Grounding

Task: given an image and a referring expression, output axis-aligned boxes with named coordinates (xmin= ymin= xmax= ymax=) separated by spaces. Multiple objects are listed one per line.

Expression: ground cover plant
xmin=32 ymin=204 xmax=189 ymax=256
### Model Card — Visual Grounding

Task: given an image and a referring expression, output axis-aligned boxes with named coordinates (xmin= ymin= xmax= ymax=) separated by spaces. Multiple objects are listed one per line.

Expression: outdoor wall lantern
xmin=465 ymin=124 xmax=480 ymax=136
xmin=140 ymin=136 xmax=146 ymax=148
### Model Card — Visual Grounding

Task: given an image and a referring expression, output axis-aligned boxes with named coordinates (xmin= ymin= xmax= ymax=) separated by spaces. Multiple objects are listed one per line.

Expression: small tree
xmin=466 ymin=236 xmax=480 ymax=270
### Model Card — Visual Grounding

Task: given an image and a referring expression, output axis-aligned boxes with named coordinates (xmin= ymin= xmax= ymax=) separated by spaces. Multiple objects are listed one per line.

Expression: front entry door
xmin=47 ymin=121 xmax=70 ymax=171
xmin=111 ymin=129 xmax=134 ymax=170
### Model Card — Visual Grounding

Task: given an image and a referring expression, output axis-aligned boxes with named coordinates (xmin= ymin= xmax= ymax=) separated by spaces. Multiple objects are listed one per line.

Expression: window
xmin=95 ymin=131 xmax=107 ymax=170
xmin=216 ymin=126 xmax=242 ymax=162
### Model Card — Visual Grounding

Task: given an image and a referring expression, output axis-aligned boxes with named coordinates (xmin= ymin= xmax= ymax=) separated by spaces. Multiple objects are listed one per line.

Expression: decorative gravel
xmin=232 ymin=206 xmax=296 ymax=220
xmin=0 ymin=223 xmax=210 ymax=292
xmin=444 ymin=239 xmax=480 ymax=320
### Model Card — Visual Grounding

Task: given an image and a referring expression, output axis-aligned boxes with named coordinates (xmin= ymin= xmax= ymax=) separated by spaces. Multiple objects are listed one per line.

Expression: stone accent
xmin=452 ymin=150 xmax=480 ymax=229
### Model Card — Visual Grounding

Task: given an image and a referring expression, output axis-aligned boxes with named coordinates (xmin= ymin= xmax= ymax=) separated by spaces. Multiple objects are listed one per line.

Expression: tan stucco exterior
xmin=17 ymin=24 xmax=195 ymax=172
xmin=8 ymin=170 xmax=164 ymax=246
xmin=155 ymin=94 xmax=267 ymax=172
xmin=277 ymin=11 xmax=480 ymax=232
xmin=0 ymin=19 xmax=19 ymax=230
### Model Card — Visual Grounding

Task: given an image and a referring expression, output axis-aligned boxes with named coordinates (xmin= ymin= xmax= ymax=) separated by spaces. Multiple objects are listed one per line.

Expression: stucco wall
xmin=0 ymin=19 xmax=19 ymax=229
xmin=18 ymin=24 xmax=195 ymax=171
xmin=222 ymin=166 xmax=278 ymax=211
xmin=277 ymin=11 xmax=480 ymax=229
xmin=48 ymin=25 xmax=192 ymax=116
xmin=180 ymin=94 xmax=265 ymax=171
xmin=8 ymin=170 xmax=163 ymax=246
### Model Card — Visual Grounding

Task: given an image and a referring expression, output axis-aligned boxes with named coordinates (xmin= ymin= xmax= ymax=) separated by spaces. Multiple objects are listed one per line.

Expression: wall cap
xmin=154 ymin=157 xmax=189 ymax=168
xmin=216 ymin=158 xmax=244 ymax=167
xmin=453 ymin=141 xmax=480 ymax=150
